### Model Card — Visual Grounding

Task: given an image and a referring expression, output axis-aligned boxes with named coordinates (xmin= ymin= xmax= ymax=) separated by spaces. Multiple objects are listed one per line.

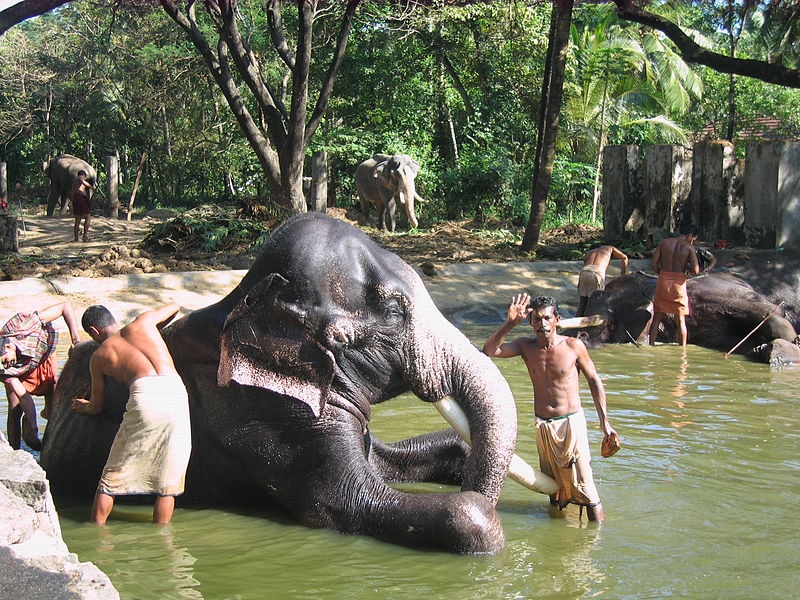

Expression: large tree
xmin=521 ymin=0 xmax=573 ymax=252
xmin=0 ymin=0 xmax=71 ymax=36
xmin=158 ymin=0 xmax=359 ymax=212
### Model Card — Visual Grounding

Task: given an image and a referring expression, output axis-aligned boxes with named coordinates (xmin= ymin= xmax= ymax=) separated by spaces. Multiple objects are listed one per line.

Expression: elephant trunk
xmin=397 ymin=176 xmax=419 ymax=229
xmin=444 ymin=349 xmax=516 ymax=504
xmin=408 ymin=315 xmax=516 ymax=505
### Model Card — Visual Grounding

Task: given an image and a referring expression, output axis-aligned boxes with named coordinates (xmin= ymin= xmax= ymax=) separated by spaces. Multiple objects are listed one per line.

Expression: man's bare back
xmin=74 ymin=304 xmax=180 ymax=415
xmin=652 ymin=235 xmax=700 ymax=275
xmin=583 ymin=245 xmax=628 ymax=275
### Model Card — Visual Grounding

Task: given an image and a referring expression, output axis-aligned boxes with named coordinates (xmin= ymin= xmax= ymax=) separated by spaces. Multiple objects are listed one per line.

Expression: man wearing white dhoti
xmin=72 ymin=303 xmax=191 ymax=525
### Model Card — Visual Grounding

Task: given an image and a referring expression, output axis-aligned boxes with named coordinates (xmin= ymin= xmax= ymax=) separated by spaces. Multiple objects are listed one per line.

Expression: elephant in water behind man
xmin=578 ymin=270 xmax=798 ymax=359
xmin=355 ymin=153 xmax=424 ymax=231
xmin=42 ymin=212 xmax=527 ymax=554
xmin=42 ymin=154 xmax=97 ymax=217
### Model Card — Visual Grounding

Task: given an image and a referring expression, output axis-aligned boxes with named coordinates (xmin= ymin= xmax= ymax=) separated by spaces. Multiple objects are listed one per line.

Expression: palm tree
xmin=562 ymin=4 xmax=703 ymax=220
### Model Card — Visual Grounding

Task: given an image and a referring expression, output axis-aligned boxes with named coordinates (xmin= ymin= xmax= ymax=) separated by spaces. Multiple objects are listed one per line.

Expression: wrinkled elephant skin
xmin=41 ymin=213 xmax=519 ymax=554
xmin=355 ymin=153 xmax=422 ymax=231
xmin=584 ymin=271 xmax=798 ymax=359
xmin=42 ymin=154 xmax=97 ymax=217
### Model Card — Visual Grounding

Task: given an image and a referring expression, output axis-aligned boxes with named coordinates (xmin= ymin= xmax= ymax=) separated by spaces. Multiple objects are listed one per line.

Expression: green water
xmin=20 ymin=335 xmax=800 ymax=599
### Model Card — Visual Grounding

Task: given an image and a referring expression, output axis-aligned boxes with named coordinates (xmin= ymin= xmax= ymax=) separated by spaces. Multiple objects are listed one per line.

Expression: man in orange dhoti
xmin=649 ymin=225 xmax=701 ymax=346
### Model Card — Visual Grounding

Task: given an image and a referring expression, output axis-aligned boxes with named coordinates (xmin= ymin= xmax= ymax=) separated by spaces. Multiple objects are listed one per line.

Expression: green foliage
xmin=141 ymin=206 xmax=271 ymax=253
xmin=1 ymin=0 xmax=798 ymax=238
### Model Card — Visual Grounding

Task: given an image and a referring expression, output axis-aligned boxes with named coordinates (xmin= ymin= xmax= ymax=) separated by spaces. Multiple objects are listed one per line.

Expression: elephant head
xmin=42 ymin=213 xmax=520 ymax=554
xmin=355 ymin=153 xmax=423 ymax=231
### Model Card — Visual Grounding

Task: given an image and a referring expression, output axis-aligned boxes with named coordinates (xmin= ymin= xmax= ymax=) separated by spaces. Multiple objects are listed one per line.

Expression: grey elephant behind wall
xmin=42 ymin=212 xmax=533 ymax=554
xmin=42 ymin=154 xmax=97 ymax=217
xmin=355 ymin=153 xmax=425 ymax=231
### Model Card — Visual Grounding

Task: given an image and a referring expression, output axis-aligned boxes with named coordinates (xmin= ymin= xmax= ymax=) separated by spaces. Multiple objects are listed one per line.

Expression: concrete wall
xmin=603 ymin=140 xmax=798 ymax=249
xmin=689 ymin=141 xmax=744 ymax=244
xmin=744 ymin=141 xmax=800 ymax=249
xmin=0 ymin=432 xmax=119 ymax=599
xmin=601 ymin=145 xmax=643 ymax=240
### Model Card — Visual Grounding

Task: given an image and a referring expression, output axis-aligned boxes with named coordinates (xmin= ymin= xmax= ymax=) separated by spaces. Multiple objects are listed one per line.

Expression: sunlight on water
xmin=9 ymin=330 xmax=799 ymax=599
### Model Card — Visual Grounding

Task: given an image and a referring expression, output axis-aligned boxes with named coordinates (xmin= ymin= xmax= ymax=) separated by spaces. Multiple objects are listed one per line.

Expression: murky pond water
xmin=11 ymin=329 xmax=800 ymax=599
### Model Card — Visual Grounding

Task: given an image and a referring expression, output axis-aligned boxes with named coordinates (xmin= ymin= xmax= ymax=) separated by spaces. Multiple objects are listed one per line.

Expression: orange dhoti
xmin=653 ymin=271 xmax=690 ymax=315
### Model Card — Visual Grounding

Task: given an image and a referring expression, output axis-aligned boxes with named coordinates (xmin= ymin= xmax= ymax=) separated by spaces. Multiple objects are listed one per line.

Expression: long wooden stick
xmin=724 ymin=300 xmax=785 ymax=358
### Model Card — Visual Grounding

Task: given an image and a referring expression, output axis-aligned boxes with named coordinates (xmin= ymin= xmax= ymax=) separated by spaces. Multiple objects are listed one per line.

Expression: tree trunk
xmin=521 ymin=0 xmax=574 ymax=252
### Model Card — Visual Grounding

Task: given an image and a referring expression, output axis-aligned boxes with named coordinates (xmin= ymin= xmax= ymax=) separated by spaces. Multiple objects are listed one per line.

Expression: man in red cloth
xmin=648 ymin=224 xmax=701 ymax=346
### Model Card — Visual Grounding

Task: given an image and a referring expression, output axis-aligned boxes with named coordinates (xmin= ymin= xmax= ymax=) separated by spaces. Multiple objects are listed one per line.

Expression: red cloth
xmin=19 ymin=354 xmax=56 ymax=396
xmin=72 ymin=192 xmax=91 ymax=216
xmin=1 ymin=311 xmax=58 ymax=380
xmin=653 ymin=271 xmax=690 ymax=315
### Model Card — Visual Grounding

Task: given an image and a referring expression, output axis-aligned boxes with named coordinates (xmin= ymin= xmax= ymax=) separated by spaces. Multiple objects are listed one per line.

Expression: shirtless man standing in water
xmin=649 ymin=224 xmax=701 ymax=346
xmin=483 ymin=294 xmax=617 ymax=521
xmin=73 ymin=303 xmax=191 ymax=525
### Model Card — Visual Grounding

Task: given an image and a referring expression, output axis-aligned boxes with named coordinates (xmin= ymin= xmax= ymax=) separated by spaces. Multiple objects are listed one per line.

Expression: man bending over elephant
xmin=576 ymin=244 xmax=629 ymax=317
xmin=72 ymin=303 xmax=191 ymax=525
xmin=1 ymin=302 xmax=82 ymax=450
xmin=483 ymin=294 xmax=618 ymax=521
xmin=649 ymin=224 xmax=701 ymax=346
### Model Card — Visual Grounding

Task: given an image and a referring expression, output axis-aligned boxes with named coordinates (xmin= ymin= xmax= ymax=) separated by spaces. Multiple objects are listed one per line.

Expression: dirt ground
xmin=2 ymin=204 xmax=607 ymax=281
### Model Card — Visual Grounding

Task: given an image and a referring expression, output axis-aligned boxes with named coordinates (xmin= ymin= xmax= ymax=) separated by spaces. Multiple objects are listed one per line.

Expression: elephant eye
xmin=381 ymin=298 xmax=405 ymax=324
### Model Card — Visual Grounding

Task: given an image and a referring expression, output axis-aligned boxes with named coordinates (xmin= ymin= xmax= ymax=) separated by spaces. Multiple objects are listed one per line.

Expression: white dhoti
xmin=99 ymin=374 xmax=192 ymax=497
xmin=577 ymin=264 xmax=606 ymax=298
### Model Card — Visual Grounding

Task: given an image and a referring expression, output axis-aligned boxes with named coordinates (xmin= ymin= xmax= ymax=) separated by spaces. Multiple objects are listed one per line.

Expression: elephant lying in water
xmin=578 ymin=270 xmax=799 ymax=360
xmin=42 ymin=213 xmax=527 ymax=554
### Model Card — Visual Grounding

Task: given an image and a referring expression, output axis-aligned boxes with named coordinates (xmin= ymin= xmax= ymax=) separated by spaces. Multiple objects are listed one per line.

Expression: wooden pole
xmin=127 ymin=152 xmax=147 ymax=221
xmin=106 ymin=155 xmax=119 ymax=219
xmin=724 ymin=301 xmax=785 ymax=359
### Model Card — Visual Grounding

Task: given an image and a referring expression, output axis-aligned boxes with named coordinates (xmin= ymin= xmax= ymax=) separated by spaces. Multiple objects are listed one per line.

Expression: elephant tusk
xmin=433 ymin=397 xmax=558 ymax=495
xmin=414 ymin=192 xmax=426 ymax=203
xmin=558 ymin=314 xmax=607 ymax=329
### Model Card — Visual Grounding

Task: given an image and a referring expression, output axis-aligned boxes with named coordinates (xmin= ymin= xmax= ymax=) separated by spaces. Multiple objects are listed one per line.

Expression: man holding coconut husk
xmin=483 ymin=293 xmax=619 ymax=521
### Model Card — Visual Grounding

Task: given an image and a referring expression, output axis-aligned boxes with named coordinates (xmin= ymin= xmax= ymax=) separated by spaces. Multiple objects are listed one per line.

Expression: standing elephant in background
xmin=42 ymin=154 xmax=97 ymax=217
xmin=355 ymin=153 xmax=424 ymax=231
xmin=42 ymin=212 xmax=531 ymax=554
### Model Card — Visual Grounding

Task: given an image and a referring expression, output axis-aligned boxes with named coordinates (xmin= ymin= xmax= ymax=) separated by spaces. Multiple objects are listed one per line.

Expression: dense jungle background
xmin=1 ymin=0 xmax=799 ymax=272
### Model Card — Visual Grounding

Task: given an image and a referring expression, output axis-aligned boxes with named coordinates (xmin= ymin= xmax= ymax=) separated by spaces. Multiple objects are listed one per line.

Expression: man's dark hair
xmin=679 ymin=223 xmax=698 ymax=236
xmin=529 ymin=295 xmax=559 ymax=317
xmin=81 ymin=305 xmax=116 ymax=332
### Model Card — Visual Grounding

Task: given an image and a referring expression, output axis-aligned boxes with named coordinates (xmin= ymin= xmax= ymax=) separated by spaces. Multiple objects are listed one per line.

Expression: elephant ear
xmin=217 ymin=273 xmax=335 ymax=417
xmin=373 ymin=160 xmax=390 ymax=181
